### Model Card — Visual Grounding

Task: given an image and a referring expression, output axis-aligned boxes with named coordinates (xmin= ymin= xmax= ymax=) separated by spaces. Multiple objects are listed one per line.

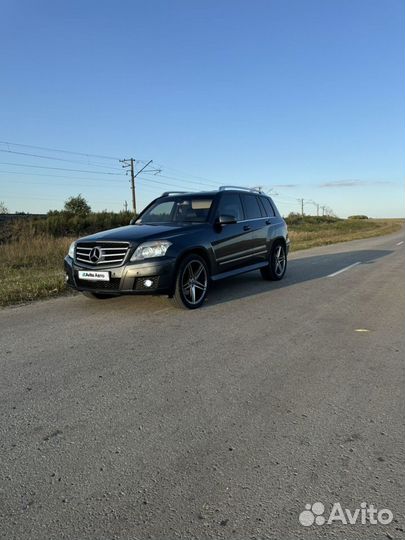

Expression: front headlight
xmin=68 ymin=241 xmax=75 ymax=259
xmin=130 ymin=240 xmax=172 ymax=261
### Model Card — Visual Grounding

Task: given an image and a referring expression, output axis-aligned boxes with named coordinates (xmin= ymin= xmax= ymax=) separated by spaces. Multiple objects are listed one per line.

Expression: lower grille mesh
xmin=76 ymin=277 xmax=121 ymax=290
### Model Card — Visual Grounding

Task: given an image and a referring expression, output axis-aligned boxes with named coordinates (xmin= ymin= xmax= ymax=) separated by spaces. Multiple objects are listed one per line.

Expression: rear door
xmin=240 ymin=194 xmax=268 ymax=264
xmin=260 ymin=195 xmax=287 ymax=249
xmin=211 ymin=193 xmax=252 ymax=272
xmin=258 ymin=195 xmax=278 ymax=253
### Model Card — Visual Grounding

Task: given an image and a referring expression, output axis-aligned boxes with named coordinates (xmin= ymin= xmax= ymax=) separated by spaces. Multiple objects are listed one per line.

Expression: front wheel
xmin=169 ymin=254 xmax=209 ymax=309
xmin=260 ymin=243 xmax=287 ymax=281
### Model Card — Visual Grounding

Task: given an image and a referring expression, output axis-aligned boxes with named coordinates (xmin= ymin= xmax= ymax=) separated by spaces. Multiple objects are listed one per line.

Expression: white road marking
xmin=355 ymin=328 xmax=370 ymax=333
xmin=396 ymin=241 xmax=404 ymax=246
xmin=327 ymin=262 xmax=361 ymax=278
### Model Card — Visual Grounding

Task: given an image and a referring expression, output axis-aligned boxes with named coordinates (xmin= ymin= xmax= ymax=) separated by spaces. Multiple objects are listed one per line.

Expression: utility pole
xmin=308 ymin=200 xmax=319 ymax=217
xmin=120 ymin=158 xmax=159 ymax=215
xmin=123 ymin=200 xmax=128 ymax=212
xmin=298 ymin=198 xmax=305 ymax=217
xmin=120 ymin=158 xmax=137 ymax=213
xmin=129 ymin=158 xmax=136 ymax=213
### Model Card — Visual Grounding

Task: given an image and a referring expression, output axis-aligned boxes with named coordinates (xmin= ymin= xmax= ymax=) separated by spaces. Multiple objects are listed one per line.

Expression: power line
xmin=0 ymin=170 xmax=125 ymax=183
xmin=136 ymin=175 xmax=195 ymax=190
xmin=0 ymin=169 xmax=206 ymax=193
xmin=0 ymin=161 xmax=127 ymax=176
xmin=153 ymin=162 xmax=228 ymax=186
xmin=0 ymin=138 xmax=312 ymax=192
xmin=0 ymin=139 xmax=301 ymax=196
xmin=0 ymin=140 xmax=122 ymax=161
xmin=0 ymin=140 xmax=235 ymax=187
xmin=0 ymin=165 xmax=317 ymax=212
xmin=2 ymin=194 xmax=124 ymax=205
xmin=0 ymin=148 xmax=124 ymax=170
xmin=1 ymin=140 xmax=334 ymax=215
xmin=141 ymin=170 xmax=218 ymax=189
xmin=0 ymin=178 xmax=129 ymax=189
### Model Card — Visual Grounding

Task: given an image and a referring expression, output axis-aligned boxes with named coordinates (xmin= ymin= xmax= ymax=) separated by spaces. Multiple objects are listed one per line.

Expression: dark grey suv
xmin=64 ymin=186 xmax=290 ymax=309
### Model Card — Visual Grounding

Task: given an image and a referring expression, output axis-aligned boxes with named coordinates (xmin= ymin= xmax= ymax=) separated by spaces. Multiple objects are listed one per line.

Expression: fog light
xmin=65 ymin=274 xmax=69 ymax=282
xmin=143 ymin=279 xmax=153 ymax=288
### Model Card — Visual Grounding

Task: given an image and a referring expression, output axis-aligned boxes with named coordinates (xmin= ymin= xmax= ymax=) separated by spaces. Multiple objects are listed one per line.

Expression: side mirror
xmin=129 ymin=218 xmax=136 ymax=225
xmin=216 ymin=214 xmax=237 ymax=226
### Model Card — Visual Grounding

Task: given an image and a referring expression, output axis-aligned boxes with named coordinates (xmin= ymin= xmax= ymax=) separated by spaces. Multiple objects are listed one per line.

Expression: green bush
xmin=348 ymin=215 xmax=368 ymax=220
xmin=64 ymin=194 xmax=91 ymax=216
xmin=285 ymin=214 xmax=340 ymax=226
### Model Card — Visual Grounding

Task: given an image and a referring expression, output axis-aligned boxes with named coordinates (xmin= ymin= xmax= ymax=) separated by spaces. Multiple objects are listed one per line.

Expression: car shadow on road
xmin=206 ymin=249 xmax=394 ymax=307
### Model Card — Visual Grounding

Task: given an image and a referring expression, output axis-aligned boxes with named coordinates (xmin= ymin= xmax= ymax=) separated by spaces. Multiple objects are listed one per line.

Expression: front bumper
xmin=64 ymin=256 xmax=176 ymax=295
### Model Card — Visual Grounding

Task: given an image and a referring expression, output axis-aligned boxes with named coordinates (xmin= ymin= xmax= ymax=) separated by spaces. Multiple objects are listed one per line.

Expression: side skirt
xmin=210 ymin=261 xmax=268 ymax=282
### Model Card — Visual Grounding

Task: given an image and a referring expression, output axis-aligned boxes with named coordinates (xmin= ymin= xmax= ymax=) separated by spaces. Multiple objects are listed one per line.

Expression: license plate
xmin=78 ymin=270 xmax=110 ymax=282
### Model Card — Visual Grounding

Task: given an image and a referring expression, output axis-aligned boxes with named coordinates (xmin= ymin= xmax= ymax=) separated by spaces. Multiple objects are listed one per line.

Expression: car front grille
xmin=75 ymin=242 xmax=130 ymax=267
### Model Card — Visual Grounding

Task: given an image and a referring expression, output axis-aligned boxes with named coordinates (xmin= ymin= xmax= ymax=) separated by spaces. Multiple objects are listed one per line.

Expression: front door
xmin=211 ymin=193 xmax=252 ymax=273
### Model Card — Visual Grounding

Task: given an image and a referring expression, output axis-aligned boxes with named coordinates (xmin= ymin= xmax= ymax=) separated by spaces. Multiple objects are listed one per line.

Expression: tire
xmin=169 ymin=254 xmax=209 ymax=309
xmin=260 ymin=242 xmax=287 ymax=281
xmin=81 ymin=291 xmax=117 ymax=300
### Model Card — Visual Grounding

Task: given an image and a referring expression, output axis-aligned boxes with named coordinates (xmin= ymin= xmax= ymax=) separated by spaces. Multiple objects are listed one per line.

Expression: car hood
xmin=77 ymin=223 xmax=208 ymax=244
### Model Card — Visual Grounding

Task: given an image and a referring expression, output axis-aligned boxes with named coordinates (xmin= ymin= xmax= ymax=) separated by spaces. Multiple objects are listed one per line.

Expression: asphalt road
xmin=1 ymin=229 xmax=404 ymax=540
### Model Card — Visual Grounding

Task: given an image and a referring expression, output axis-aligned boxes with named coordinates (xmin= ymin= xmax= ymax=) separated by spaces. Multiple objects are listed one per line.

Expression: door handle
xmin=266 ymin=219 xmax=271 ymax=225
xmin=243 ymin=225 xmax=251 ymax=231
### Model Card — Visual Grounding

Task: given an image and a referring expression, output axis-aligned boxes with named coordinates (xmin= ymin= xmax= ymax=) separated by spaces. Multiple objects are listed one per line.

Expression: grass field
xmin=288 ymin=218 xmax=403 ymax=251
xmin=0 ymin=218 xmax=402 ymax=307
xmin=0 ymin=234 xmax=73 ymax=307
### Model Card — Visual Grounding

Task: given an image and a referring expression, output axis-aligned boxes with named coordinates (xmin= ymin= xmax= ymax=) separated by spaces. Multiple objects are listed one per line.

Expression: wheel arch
xmin=169 ymin=247 xmax=212 ymax=294
xmin=271 ymin=236 xmax=287 ymax=252
xmin=176 ymin=247 xmax=212 ymax=271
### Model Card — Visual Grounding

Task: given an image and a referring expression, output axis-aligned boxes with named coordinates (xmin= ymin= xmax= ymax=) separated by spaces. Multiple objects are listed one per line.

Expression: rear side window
xmin=242 ymin=194 xmax=262 ymax=219
xmin=216 ymin=193 xmax=244 ymax=221
xmin=260 ymin=197 xmax=275 ymax=217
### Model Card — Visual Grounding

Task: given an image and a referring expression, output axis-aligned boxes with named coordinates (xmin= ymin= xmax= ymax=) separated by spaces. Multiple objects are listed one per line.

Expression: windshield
xmin=136 ymin=197 xmax=213 ymax=224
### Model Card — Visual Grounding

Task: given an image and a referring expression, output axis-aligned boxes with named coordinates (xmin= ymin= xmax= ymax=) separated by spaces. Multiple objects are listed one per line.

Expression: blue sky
xmin=0 ymin=0 xmax=404 ymax=217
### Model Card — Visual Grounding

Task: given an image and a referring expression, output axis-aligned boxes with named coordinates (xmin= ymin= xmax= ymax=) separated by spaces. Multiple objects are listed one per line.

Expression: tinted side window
xmin=242 ymin=194 xmax=262 ymax=219
xmin=261 ymin=197 xmax=275 ymax=217
xmin=216 ymin=193 xmax=244 ymax=221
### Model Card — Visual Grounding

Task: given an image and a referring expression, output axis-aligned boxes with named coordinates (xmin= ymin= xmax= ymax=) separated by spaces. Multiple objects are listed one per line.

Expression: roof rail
xmin=160 ymin=191 xmax=190 ymax=197
xmin=219 ymin=185 xmax=263 ymax=194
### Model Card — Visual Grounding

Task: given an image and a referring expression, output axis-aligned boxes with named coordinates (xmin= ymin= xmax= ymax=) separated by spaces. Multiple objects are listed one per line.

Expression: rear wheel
xmin=260 ymin=242 xmax=287 ymax=281
xmin=81 ymin=291 xmax=117 ymax=300
xmin=170 ymin=254 xmax=209 ymax=309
